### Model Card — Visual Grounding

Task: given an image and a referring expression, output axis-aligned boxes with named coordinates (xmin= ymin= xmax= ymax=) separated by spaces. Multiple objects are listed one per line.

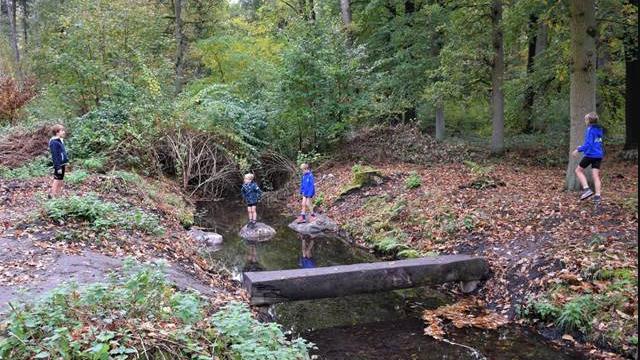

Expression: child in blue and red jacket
xmin=572 ymin=112 xmax=604 ymax=203
xmin=296 ymin=163 xmax=316 ymax=224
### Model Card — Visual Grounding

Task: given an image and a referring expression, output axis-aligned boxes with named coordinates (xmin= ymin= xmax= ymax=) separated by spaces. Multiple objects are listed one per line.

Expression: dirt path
xmin=0 ymin=175 xmax=243 ymax=314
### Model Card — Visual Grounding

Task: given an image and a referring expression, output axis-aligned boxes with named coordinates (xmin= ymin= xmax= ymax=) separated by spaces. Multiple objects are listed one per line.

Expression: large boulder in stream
xmin=288 ymin=214 xmax=338 ymax=236
xmin=239 ymin=222 xmax=276 ymax=242
xmin=188 ymin=228 xmax=223 ymax=246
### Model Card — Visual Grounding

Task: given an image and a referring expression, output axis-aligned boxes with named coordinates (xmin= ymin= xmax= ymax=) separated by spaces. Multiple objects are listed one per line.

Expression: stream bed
xmin=197 ymin=201 xmax=583 ymax=359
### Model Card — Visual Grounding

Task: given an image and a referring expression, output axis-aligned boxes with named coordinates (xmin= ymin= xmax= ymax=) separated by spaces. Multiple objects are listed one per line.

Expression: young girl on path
xmin=241 ymin=173 xmax=262 ymax=228
xmin=296 ymin=163 xmax=316 ymax=224
xmin=572 ymin=112 xmax=604 ymax=204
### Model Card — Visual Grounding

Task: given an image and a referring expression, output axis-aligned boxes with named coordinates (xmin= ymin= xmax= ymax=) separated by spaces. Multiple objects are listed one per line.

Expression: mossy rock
xmin=353 ymin=166 xmax=383 ymax=187
xmin=337 ymin=166 xmax=384 ymax=199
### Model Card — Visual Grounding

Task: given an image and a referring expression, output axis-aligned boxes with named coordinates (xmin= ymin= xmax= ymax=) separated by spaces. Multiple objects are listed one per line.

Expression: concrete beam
xmin=243 ymin=255 xmax=490 ymax=305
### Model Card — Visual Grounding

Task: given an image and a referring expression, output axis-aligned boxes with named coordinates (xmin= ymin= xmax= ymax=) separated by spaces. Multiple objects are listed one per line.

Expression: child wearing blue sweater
xmin=48 ymin=124 xmax=69 ymax=198
xmin=296 ymin=163 xmax=316 ymax=224
xmin=241 ymin=173 xmax=262 ymax=228
xmin=572 ymin=112 xmax=604 ymax=203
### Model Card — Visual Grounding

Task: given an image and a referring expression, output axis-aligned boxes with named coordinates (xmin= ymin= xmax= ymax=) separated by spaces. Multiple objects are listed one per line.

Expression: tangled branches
xmin=162 ymin=129 xmax=237 ymax=199
xmin=0 ymin=125 xmax=50 ymax=168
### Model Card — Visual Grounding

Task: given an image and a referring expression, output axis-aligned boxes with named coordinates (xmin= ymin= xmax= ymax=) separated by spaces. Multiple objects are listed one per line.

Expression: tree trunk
xmin=435 ymin=102 xmax=445 ymax=141
xmin=340 ymin=0 xmax=352 ymax=45
xmin=4 ymin=0 xmax=20 ymax=67
xmin=624 ymin=0 xmax=638 ymax=150
xmin=340 ymin=0 xmax=351 ymax=28
xmin=174 ymin=0 xmax=185 ymax=95
xmin=624 ymin=52 xmax=638 ymax=150
xmin=490 ymin=0 xmax=504 ymax=155
xmin=565 ymin=0 xmax=597 ymax=190
xmin=523 ymin=15 xmax=537 ymax=133
xmin=19 ymin=0 xmax=26 ymax=49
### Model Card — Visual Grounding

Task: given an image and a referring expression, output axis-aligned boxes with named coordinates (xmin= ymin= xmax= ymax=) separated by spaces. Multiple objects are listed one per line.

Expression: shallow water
xmin=197 ymin=201 xmax=582 ymax=359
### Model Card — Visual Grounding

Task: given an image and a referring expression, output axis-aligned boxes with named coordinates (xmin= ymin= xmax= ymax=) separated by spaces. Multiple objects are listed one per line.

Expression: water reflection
xmin=298 ymin=234 xmax=316 ymax=269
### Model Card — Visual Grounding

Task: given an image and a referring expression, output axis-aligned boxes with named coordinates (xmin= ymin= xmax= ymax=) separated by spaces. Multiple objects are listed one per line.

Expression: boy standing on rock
xmin=296 ymin=163 xmax=316 ymax=224
xmin=48 ymin=124 xmax=68 ymax=198
xmin=241 ymin=173 xmax=262 ymax=228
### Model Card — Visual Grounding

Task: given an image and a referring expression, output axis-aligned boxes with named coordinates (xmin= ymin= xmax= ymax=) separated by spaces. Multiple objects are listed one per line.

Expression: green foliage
xmin=397 ymin=249 xmax=421 ymax=259
xmin=43 ymin=194 xmax=163 ymax=235
xmin=296 ymin=150 xmax=324 ymax=167
xmin=0 ymin=156 xmax=50 ymax=179
xmin=80 ymin=157 xmax=107 ymax=172
xmin=65 ymin=169 xmax=89 ymax=184
xmin=212 ymin=302 xmax=313 ymax=359
xmin=404 ymin=171 xmax=422 ymax=189
xmin=313 ymin=192 xmax=325 ymax=208
xmin=0 ymin=262 xmax=310 ymax=359
xmin=556 ymin=296 xmax=598 ymax=333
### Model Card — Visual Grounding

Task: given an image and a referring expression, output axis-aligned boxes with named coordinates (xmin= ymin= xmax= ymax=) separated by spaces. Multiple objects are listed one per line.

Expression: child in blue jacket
xmin=241 ymin=173 xmax=262 ymax=228
xmin=48 ymin=124 xmax=69 ymax=198
xmin=296 ymin=163 xmax=316 ymax=224
xmin=572 ymin=112 xmax=604 ymax=203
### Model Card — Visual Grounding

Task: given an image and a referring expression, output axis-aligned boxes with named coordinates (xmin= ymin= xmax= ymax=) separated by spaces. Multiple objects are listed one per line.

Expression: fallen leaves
xmin=422 ymin=298 xmax=508 ymax=340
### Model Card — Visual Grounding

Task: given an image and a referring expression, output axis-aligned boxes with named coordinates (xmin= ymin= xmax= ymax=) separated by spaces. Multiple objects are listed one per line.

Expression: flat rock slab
xmin=288 ymin=215 xmax=338 ymax=236
xmin=188 ymin=228 xmax=223 ymax=246
xmin=244 ymin=255 xmax=490 ymax=305
xmin=239 ymin=222 xmax=276 ymax=242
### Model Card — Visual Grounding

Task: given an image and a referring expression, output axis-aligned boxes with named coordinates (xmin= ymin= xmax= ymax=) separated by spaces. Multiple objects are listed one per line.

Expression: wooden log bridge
xmin=243 ymin=255 xmax=490 ymax=305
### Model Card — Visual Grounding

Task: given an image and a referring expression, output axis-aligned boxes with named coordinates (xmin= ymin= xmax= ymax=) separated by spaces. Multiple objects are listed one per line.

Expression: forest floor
xmin=0 ymin=172 xmax=244 ymax=314
xmin=287 ymin=127 xmax=638 ymax=359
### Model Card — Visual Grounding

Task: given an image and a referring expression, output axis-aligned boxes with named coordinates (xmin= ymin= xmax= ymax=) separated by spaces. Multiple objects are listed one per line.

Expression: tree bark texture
xmin=490 ymin=0 xmax=504 ymax=154
xmin=4 ymin=0 xmax=20 ymax=67
xmin=19 ymin=0 xmax=26 ymax=49
xmin=174 ymin=0 xmax=185 ymax=94
xmin=435 ymin=102 xmax=445 ymax=141
xmin=624 ymin=0 xmax=638 ymax=150
xmin=565 ymin=0 xmax=597 ymax=190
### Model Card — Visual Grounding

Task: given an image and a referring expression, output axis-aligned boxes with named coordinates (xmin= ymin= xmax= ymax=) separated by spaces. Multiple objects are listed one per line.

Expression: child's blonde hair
xmin=585 ymin=112 xmax=599 ymax=124
xmin=51 ymin=124 xmax=65 ymax=136
xmin=300 ymin=163 xmax=309 ymax=171
xmin=244 ymin=173 xmax=254 ymax=181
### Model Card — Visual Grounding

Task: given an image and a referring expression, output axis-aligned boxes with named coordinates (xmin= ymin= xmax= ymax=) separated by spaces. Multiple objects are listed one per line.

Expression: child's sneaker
xmin=580 ymin=188 xmax=594 ymax=200
xmin=296 ymin=215 xmax=307 ymax=224
xmin=249 ymin=221 xmax=256 ymax=229
xmin=593 ymin=195 xmax=601 ymax=205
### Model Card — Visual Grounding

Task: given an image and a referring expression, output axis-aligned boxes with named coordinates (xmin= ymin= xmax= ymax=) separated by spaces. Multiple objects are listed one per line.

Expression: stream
xmin=197 ymin=201 xmax=583 ymax=359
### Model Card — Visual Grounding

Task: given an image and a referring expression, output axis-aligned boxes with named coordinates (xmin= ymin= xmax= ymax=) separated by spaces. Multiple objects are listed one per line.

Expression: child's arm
xmin=577 ymin=128 xmax=593 ymax=153
xmin=255 ymin=184 xmax=262 ymax=201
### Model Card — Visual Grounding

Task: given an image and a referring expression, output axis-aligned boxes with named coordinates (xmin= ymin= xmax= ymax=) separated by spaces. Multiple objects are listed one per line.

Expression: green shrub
xmin=110 ymin=170 xmax=141 ymax=183
xmin=404 ymin=171 xmax=422 ymax=189
xmin=313 ymin=192 xmax=325 ymax=208
xmin=0 ymin=261 xmax=311 ymax=359
xmin=0 ymin=156 xmax=50 ymax=179
xmin=212 ymin=302 xmax=313 ymax=359
xmin=80 ymin=156 xmax=107 ymax=172
xmin=556 ymin=295 xmax=598 ymax=333
xmin=65 ymin=169 xmax=89 ymax=184
xmin=43 ymin=194 xmax=163 ymax=235
xmin=397 ymin=249 xmax=421 ymax=259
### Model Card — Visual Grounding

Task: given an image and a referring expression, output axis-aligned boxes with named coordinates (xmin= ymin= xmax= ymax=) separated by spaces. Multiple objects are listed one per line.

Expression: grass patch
xmin=0 ymin=261 xmax=313 ymax=359
xmin=65 ymin=169 xmax=89 ymax=184
xmin=0 ymin=156 xmax=50 ymax=179
xmin=404 ymin=171 xmax=422 ymax=189
xmin=44 ymin=194 xmax=163 ymax=235
xmin=80 ymin=156 xmax=107 ymax=172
